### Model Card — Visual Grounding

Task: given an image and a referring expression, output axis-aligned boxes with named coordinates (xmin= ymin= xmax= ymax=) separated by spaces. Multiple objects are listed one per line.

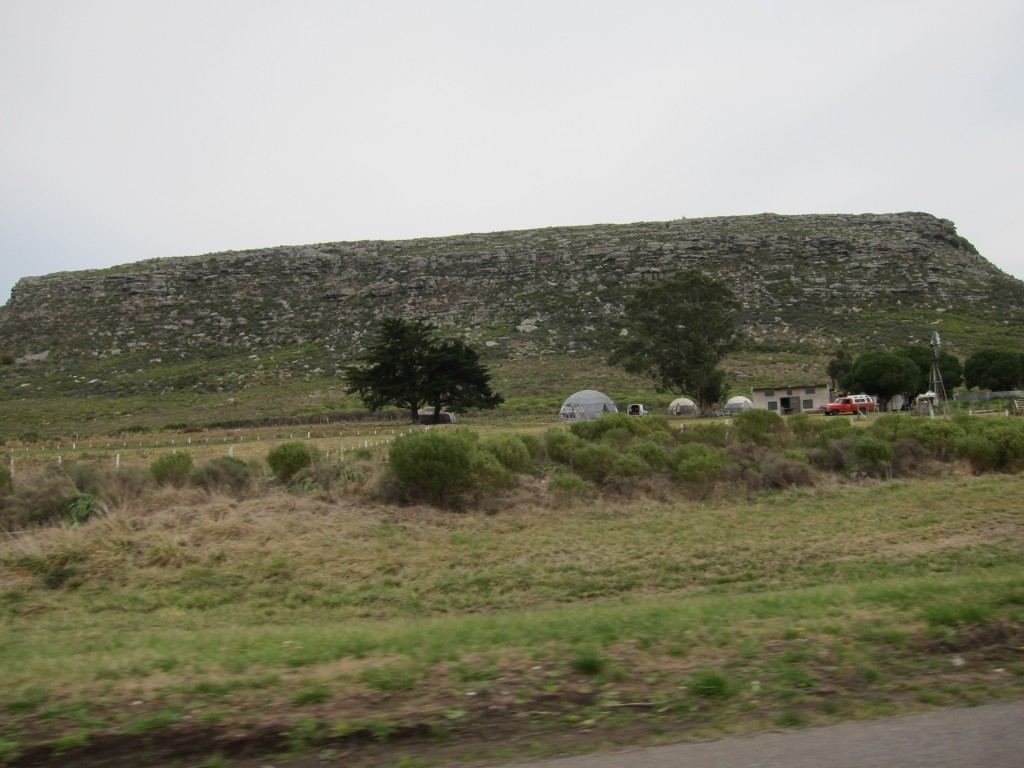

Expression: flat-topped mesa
xmin=1 ymin=212 xmax=1020 ymax=362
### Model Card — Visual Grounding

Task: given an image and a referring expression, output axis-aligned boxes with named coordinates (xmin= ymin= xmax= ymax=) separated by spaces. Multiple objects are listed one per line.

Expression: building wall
xmin=751 ymin=385 xmax=831 ymax=415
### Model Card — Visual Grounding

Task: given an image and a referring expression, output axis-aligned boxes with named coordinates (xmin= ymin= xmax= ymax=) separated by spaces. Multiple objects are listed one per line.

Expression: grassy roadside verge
xmin=2 ymin=475 xmax=1023 ymax=766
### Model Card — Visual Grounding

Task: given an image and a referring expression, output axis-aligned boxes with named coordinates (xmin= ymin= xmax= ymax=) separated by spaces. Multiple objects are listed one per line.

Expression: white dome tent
xmin=723 ymin=395 xmax=753 ymax=415
xmin=559 ymin=389 xmax=618 ymax=421
xmin=667 ymin=397 xmax=697 ymax=416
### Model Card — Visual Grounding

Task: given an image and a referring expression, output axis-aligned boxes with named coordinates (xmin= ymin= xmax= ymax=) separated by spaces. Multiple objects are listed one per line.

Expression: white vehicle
xmin=627 ymin=403 xmax=648 ymax=416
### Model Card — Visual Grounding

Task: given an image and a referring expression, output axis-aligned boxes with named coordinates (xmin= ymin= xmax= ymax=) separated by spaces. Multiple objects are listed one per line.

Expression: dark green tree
xmin=343 ymin=318 xmax=503 ymax=423
xmin=422 ymin=338 xmax=504 ymax=420
xmin=609 ymin=270 xmax=740 ymax=413
xmin=900 ymin=344 xmax=963 ymax=394
xmin=845 ymin=351 xmax=920 ymax=410
xmin=826 ymin=348 xmax=854 ymax=391
xmin=963 ymin=347 xmax=1024 ymax=391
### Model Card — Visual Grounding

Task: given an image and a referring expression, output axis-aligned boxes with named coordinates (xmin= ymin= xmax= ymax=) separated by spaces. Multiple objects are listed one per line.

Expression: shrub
xmin=849 ymin=436 xmax=893 ymax=477
xmin=731 ymin=409 xmax=787 ymax=446
xmin=467 ymin=449 xmax=513 ymax=498
xmin=150 ymin=452 xmax=193 ymax=487
xmin=817 ymin=424 xmax=859 ymax=447
xmin=0 ymin=470 xmax=77 ymax=529
xmin=547 ymin=474 xmax=590 ymax=499
xmin=906 ymin=420 xmax=965 ymax=461
xmin=98 ymin=466 xmax=153 ymax=508
xmin=978 ymin=421 xmax=1024 ymax=471
xmin=671 ymin=443 xmax=729 ymax=486
xmin=515 ymin=432 xmax=542 ymax=461
xmin=388 ymin=430 xmax=476 ymax=508
xmin=677 ymin=422 xmax=729 ymax=447
xmin=190 ymin=456 xmax=258 ymax=496
xmin=625 ymin=441 xmax=670 ymax=472
xmin=788 ymin=413 xmax=831 ymax=446
xmin=760 ymin=457 xmax=815 ymax=488
xmin=481 ymin=433 xmax=534 ymax=474
xmin=544 ymin=429 xmax=579 ymax=464
xmin=571 ymin=442 xmax=620 ymax=483
xmin=891 ymin=438 xmax=930 ymax=476
xmin=868 ymin=414 xmax=916 ymax=443
xmin=806 ymin=444 xmax=845 ymax=472
xmin=59 ymin=493 xmax=101 ymax=525
xmin=600 ymin=426 xmax=635 ymax=451
xmin=955 ymin=433 xmax=999 ymax=474
xmin=610 ymin=451 xmax=651 ymax=479
xmin=267 ymin=441 xmax=320 ymax=484
xmin=0 ymin=465 xmax=11 ymax=497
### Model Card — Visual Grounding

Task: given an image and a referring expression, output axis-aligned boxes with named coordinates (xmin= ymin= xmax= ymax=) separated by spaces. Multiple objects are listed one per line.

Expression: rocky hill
xmin=2 ymin=212 xmax=1022 ymax=370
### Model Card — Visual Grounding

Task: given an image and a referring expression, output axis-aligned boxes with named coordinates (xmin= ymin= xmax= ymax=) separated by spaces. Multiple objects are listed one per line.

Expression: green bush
xmin=0 ymin=465 xmax=11 ymax=497
xmin=59 ymin=493 xmax=101 ymax=525
xmin=625 ymin=441 xmax=670 ymax=472
xmin=571 ymin=442 xmax=620 ymax=483
xmin=955 ymin=433 xmax=999 ymax=473
xmin=868 ymin=413 xmax=917 ymax=443
xmin=905 ymin=420 xmax=965 ymax=461
xmin=189 ymin=456 xmax=258 ymax=496
xmin=671 ymin=443 xmax=729 ymax=486
xmin=731 ymin=409 xmax=787 ymax=446
xmin=267 ymin=441 xmax=320 ymax=483
xmin=468 ymin=450 xmax=513 ymax=497
xmin=600 ymin=426 xmax=635 ymax=450
xmin=849 ymin=436 xmax=893 ymax=476
xmin=978 ymin=421 xmax=1024 ymax=471
xmin=481 ymin=433 xmax=534 ymax=474
xmin=0 ymin=470 xmax=77 ymax=529
xmin=547 ymin=474 xmax=590 ymax=498
xmin=677 ymin=422 xmax=729 ymax=447
xmin=515 ymin=432 xmax=543 ymax=461
xmin=759 ymin=457 xmax=815 ymax=488
xmin=570 ymin=413 xmax=673 ymax=443
xmin=788 ymin=413 xmax=832 ymax=446
xmin=150 ymin=452 xmax=194 ymax=487
xmin=610 ymin=451 xmax=651 ymax=479
xmin=545 ymin=429 xmax=580 ymax=464
xmin=388 ymin=430 xmax=476 ymax=508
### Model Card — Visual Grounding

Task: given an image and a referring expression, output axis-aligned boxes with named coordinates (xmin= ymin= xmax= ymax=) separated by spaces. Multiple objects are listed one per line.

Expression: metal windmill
xmin=929 ymin=331 xmax=948 ymax=405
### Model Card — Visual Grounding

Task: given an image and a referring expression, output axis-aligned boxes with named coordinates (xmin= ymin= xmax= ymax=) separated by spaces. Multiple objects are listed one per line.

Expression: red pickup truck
xmin=819 ymin=395 xmax=877 ymax=415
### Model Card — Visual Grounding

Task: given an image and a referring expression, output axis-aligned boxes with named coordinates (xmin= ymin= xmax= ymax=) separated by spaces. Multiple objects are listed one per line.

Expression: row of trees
xmin=829 ymin=345 xmax=1024 ymax=408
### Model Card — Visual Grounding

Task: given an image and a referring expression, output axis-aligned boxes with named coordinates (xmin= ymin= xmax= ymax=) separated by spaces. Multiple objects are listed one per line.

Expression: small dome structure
xmin=559 ymin=389 xmax=618 ymax=421
xmin=668 ymin=397 xmax=697 ymax=416
xmin=723 ymin=395 xmax=753 ymax=415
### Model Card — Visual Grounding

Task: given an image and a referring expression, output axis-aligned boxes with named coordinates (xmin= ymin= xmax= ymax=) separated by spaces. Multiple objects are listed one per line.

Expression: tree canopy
xmin=899 ymin=344 xmax=963 ymax=395
xmin=844 ymin=351 xmax=920 ymax=409
xmin=964 ymin=347 xmax=1024 ymax=391
xmin=343 ymin=318 xmax=503 ymax=423
xmin=609 ymin=270 xmax=740 ymax=413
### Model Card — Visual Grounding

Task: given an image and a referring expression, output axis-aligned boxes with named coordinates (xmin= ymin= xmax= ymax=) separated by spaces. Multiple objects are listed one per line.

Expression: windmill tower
xmin=929 ymin=331 xmax=948 ymax=405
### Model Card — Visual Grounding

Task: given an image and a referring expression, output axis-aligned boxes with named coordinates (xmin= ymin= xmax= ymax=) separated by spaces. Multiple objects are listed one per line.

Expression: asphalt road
xmin=501 ymin=699 xmax=1024 ymax=768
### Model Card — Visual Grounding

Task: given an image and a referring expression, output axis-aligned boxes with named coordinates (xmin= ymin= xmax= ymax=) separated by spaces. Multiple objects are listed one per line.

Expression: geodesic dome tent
xmin=668 ymin=397 xmax=697 ymax=416
xmin=723 ymin=395 xmax=754 ymax=415
xmin=559 ymin=389 xmax=618 ymax=421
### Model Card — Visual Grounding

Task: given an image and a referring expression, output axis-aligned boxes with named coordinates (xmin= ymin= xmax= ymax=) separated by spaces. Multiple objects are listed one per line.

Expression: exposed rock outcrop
xmin=1 ymin=212 xmax=1020 ymax=363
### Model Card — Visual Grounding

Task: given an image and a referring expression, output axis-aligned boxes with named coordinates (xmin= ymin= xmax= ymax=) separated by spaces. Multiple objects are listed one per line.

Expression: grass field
xmin=2 ymin=425 xmax=1023 ymax=767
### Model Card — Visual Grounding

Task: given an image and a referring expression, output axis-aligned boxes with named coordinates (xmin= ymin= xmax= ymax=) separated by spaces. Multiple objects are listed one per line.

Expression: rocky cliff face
xmin=1 ymin=212 xmax=1020 ymax=363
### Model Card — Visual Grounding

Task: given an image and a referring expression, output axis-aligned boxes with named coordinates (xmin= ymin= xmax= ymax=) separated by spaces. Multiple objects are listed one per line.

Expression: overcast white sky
xmin=1 ymin=1 xmax=1022 ymax=306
